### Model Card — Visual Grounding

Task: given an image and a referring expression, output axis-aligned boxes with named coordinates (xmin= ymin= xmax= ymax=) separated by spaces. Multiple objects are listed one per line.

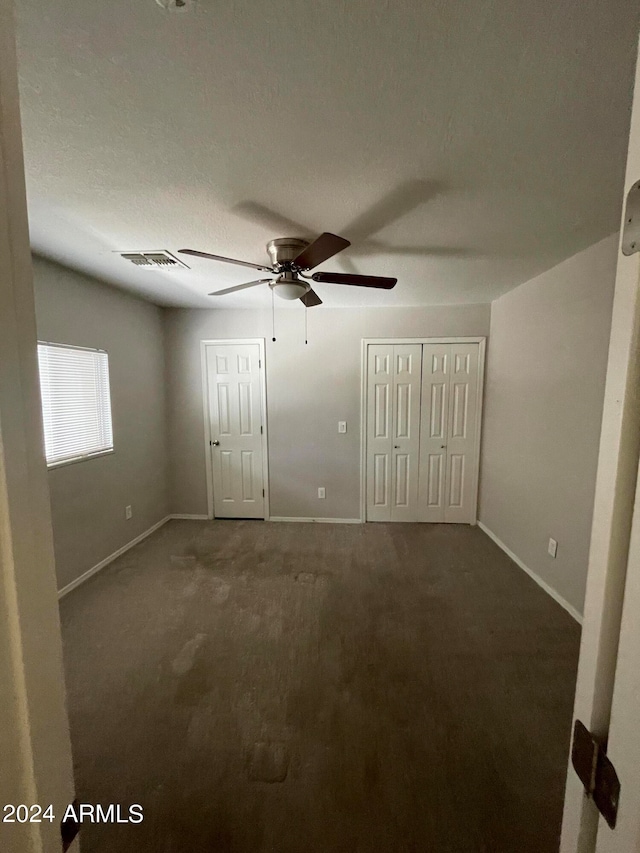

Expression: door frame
xmin=200 ymin=338 xmax=270 ymax=521
xmin=360 ymin=337 xmax=487 ymax=523
xmin=560 ymin=34 xmax=640 ymax=852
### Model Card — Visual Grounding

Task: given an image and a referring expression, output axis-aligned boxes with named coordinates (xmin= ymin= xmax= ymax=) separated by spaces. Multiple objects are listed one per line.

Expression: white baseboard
xmin=477 ymin=521 xmax=583 ymax=624
xmin=57 ymin=515 xmax=171 ymax=599
xmin=269 ymin=516 xmax=362 ymax=524
xmin=170 ymin=514 xmax=210 ymax=520
xmin=168 ymin=514 xmax=364 ymax=524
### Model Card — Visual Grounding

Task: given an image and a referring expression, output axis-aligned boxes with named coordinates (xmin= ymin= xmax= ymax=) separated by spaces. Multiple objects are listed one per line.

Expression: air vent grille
xmin=120 ymin=251 xmax=189 ymax=270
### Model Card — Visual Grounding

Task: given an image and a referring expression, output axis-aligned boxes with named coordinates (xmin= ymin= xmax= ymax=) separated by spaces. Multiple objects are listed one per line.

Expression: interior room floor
xmin=60 ymin=520 xmax=580 ymax=852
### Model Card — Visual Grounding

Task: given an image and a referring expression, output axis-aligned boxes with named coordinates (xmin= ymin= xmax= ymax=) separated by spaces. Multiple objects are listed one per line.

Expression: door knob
xmin=211 ymin=440 xmax=220 ymax=446
xmin=394 ymin=445 xmax=400 ymax=449
xmin=441 ymin=445 xmax=446 ymax=449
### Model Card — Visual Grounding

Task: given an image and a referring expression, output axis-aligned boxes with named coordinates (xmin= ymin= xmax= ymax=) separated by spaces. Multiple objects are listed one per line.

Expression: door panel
xmin=444 ymin=343 xmax=479 ymax=523
xmin=374 ymin=382 xmax=389 ymax=438
xmin=367 ymin=345 xmax=393 ymax=520
xmin=395 ymin=454 xmax=410 ymax=506
xmin=390 ymin=345 xmax=422 ymax=521
xmin=418 ymin=344 xmax=450 ymax=521
xmin=430 ymin=381 xmax=447 ymax=439
xmin=241 ymin=451 xmax=255 ymax=501
xmin=220 ymin=450 xmax=234 ymax=501
xmin=427 ymin=454 xmax=444 ymax=508
xmin=451 ymin=381 xmax=468 ymax=438
xmin=396 ymin=382 xmax=411 ymax=437
xmin=373 ymin=454 xmax=388 ymax=506
xmin=217 ymin=383 xmax=231 ymax=433
xmin=448 ymin=454 xmax=465 ymax=507
xmin=418 ymin=342 xmax=480 ymax=523
xmin=366 ymin=344 xmax=421 ymax=521
xmin=239 ymin=383 xmax=252 ymax=434
xmin=206 ymin=343 xmax=265 ymax=518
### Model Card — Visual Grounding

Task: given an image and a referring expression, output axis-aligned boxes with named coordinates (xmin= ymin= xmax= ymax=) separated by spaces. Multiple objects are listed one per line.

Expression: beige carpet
xmin=60 ymin=520 xmax=580 ymax=852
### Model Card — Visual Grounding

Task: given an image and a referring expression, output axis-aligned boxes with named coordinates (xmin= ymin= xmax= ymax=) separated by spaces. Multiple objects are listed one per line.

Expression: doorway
xmin=362 ymin=338 xmax=485 ymax=523
xmin=202 ymin=339 xmax=269 ymax=519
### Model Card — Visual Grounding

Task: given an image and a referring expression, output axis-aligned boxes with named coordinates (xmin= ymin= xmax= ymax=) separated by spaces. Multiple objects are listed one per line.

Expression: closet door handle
xmin=440 ymin=445 xmax=447 ymax=449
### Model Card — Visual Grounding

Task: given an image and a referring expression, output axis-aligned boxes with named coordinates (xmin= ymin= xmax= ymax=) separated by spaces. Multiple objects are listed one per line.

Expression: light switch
xmin=338 ymin=421 xmax=347 ymax=433
xmin=548 ymin=538 xmax=558 ymax=558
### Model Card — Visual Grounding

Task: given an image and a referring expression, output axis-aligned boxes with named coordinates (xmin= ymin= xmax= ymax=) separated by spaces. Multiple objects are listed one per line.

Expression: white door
xmin=595 ymin=468 xmax=640 ymax=853
xmin=560 ymin=34 xmax=640 ymax=853
xmin=366 ymin=344 xmax=422 ymax=521
xmin=418 ymin=342 xmax=481 ymax=523
xmin=205 ymin=343 xmax=265 ymax=519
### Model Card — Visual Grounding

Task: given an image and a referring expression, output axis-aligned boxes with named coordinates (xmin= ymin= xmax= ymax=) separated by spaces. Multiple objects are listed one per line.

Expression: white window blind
xmin=37 ymin=343 xmax=113 ymax=467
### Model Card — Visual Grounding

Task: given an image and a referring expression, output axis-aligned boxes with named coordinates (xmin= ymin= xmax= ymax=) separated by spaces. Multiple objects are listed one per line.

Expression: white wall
xmin=479 ymin=234 xmax=618 ymax=616
xmin=33 ymin=257 xmax=169 ymax=590
xmin=165 ymin=304 xmax=491 ymax=519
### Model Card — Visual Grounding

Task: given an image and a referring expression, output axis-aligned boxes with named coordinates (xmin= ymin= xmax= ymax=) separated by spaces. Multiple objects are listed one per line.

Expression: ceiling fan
xmin=179 ymin=233 xmax=397 ymax=306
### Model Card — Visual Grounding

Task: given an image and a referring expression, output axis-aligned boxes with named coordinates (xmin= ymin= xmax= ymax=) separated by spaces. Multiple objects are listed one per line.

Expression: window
xmin=37 ymin=343 xmax=113 ymax=467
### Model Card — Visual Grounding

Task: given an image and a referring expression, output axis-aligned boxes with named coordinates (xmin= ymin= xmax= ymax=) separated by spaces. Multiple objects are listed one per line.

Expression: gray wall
xmin=33 ymin=257 xmax=169 ymax=590
xmin=165 ymin=304 xmax=491 ymax=519
xmin=479 ymin=234 xmax=618 ymax=616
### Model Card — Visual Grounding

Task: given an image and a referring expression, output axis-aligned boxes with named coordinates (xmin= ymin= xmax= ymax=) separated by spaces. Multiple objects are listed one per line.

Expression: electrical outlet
xmin=318 ymin=487 xmax=326 ymax=499
xmin=125 ymin=505 xmax=133 ymax=520
xmin=548 ymin=537 xmax=558 ymax=558
xmin=338 ymin=421 xmax=347 ymax=433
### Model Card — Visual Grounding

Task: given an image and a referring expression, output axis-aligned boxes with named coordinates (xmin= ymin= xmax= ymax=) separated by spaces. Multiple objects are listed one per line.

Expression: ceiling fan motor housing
xmin=266 ymin=237 xmax=309 ymax=270
xmin=266 ymin=238 xmax=311 ymax=299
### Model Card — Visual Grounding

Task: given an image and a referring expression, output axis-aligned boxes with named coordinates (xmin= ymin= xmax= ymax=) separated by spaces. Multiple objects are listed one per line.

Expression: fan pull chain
xmin=271 ymin=288 xmax=276 ymax=342
xmin=304 ymin=305 xmax=308 ymax=345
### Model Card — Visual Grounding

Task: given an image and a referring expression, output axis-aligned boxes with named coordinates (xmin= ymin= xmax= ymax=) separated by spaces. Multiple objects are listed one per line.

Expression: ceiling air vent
xmin=120 ymin=250 xmax=189 ymax=270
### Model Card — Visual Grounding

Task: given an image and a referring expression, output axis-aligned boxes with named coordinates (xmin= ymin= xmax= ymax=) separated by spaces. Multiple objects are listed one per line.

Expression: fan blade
xmin=293 ymin=233 xmax=350 ymax=270
xmin=300 ymin=288 xmax=322 ymax=307
xmin=179 ymin=248 xmax=271 ymax=272
xmin=311 ymin=271 xmax=396 ymax=289
xmin=208 ymin=279 xmax=272 ymax=296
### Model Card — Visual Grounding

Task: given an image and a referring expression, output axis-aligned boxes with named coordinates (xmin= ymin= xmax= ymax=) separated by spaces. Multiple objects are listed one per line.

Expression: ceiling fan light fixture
xmin=270 ymin=277 xmax=308 ymax=300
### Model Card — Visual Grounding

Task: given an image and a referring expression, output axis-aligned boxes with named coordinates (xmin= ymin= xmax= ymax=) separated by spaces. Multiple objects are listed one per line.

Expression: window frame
xmin=37 ymin=341 xmax=115 ymax=469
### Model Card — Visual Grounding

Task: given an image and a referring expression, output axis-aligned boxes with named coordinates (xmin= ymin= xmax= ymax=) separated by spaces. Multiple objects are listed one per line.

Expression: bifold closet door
xmin=366 ymin=344 xmax=421 ymax=521
xmin=418 ymin=342 xmax=480 ymax=523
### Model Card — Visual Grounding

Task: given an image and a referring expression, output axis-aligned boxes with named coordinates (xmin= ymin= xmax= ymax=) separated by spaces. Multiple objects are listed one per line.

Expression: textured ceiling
xmin=15 ymin=0 xmax=640 ymax=308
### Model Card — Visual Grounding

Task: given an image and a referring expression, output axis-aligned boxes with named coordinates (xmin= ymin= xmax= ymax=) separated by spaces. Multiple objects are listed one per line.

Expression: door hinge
xmin=260 ymin=425 xmax=263 ymax=434
xmin=622 ymin=179 xmax=640 ymax=255
xmin=262 ymin=489 xmax=265 ymax=497
xmin=259 ymin=359 xmax=261 ymax=368
xmin=571 ymin=720 xmax=620 ymax=829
